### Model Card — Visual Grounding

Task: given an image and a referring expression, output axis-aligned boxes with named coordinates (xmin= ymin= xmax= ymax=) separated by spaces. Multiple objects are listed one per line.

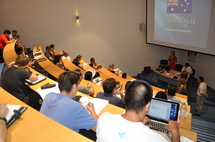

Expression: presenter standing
xmin=168 ymin=50 xmax=177 ymax=70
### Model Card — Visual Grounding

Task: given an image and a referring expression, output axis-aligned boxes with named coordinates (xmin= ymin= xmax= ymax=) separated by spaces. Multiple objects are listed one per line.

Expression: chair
xmin=176 ymin=64 xmax=183 ymax=71
xmin=158 ymin=59 xmax=168 ymax=70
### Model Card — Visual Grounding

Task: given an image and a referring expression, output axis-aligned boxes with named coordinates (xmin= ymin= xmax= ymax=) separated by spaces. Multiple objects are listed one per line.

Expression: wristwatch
xmin=0 ymin=117 xmax=7 ymax=123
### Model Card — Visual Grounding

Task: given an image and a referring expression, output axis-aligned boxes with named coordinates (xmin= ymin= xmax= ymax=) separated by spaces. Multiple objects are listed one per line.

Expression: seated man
xmin=2 ymin=54 xmax=42 ymax=110
xmin=72 ymin=55 xmax=84 ymax=68
xmin=166 ymin=85 xmax=182 ymax=104
xmin=96 ymin=80 xmax=180 ymax=142
xmin=40 ymin=71 xmax=98 ymax=134
xmin=181 ymin=63 xmax=193 ymax=74
xmin=96 ymin=78 xmax=125 ymax=108
xmin=89 ymin=57 xmax=99 ymax=69
xmin=44 ymin=46 xmax=54 ymax=61
xmin=155 ymin=91 xmax=167 ymax=100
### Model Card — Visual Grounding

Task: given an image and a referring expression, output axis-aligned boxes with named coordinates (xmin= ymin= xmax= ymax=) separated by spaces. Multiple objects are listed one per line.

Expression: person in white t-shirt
xmin=181 ymin=63 xmax=193 ymax=74
xmin=96 ymin=80 xmax=180 ymax=142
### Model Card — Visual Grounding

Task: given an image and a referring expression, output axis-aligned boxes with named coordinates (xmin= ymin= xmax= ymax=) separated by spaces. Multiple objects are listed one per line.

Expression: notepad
xmin=26 ymin=75 xmax=46 ymax=85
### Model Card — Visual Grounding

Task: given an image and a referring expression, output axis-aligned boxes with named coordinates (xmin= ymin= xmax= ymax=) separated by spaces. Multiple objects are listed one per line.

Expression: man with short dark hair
xmin=2 ymin=54 xmax=41 ymax=109
xmin=40 ymin=71 xmax=98 ymax=133
xmin=194 ymin=76 xmax=207 ymax=116
xmin=44 ymin=46 xmax=54 ymax=61
xmin=96 ymin=80 xmax=180 ymax=142
xmin=166 ymin=85 xmax=182 ymax=103
xmin=0 ymin=30 xmax=11 ymax=48
xmin=96 ymin=78 xmax=125 ymax=108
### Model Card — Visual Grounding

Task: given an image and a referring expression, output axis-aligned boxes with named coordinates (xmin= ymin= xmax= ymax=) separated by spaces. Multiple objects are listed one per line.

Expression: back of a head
xmin=50 ymin=44 xmax=55 ymax=48
xmin=185 ymin=63 xmax=190 ymax=67
xmin=15 ymin=46 xmax=23 ymax=55
xmin=58 ymin=71 xmax=79 ymax=93
xmin=46 ymin=46 xmax=50 ymax=51
xmin=75 ymin=55 xmax=82 ymax=60
xmin=73 ymin=69 xmax=83 ymax=80
xmin=84 ymin=71 xmax=93 ymax=81
xmin=102 ymin=78 xmax=116 ymax=94
xmin=15 ymin=54 xmax=29 ymax=67
xmin=54 ymin=55 xmax=62 ymax=64
xmin=3 ymin=30 xmax=11 ymax=35
xmin=167 ymin=85 xmax=176 ymax=96
xmin=155 ymin=91 xmax=167 ymax=100
xmin=125 ymin=80 xmax=152 ymax=113
xmin=90 ymin=57 xmax=95 ymax=62
xmin=198 ymin=76 xmax=204 ymax=82
xmin=122 ymin=73 xmax=127 ymax=79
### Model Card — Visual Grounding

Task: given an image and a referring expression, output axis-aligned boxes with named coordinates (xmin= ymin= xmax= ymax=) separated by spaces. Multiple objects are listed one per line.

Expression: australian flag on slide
xmin=167 ymin=0 xmax=192 ymax=14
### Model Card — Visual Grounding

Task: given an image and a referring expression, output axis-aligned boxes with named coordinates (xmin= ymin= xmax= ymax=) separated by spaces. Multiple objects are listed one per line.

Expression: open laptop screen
xmin=146 ymin=98 xmax=179 ymax=123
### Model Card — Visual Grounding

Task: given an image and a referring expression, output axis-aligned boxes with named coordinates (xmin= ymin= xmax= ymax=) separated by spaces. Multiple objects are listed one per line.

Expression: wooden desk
xmin=0 ymin=87 xmax=93 ymax=142
xmin=33 ymin=45 xmax=104 ymax=96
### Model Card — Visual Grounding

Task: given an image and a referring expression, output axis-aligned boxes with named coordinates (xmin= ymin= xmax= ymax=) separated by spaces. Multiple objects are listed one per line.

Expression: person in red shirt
xmin=0 ymin=30 xmax=11 ymax=49
xmin=0 ymin=30 xmax=12 ymax=62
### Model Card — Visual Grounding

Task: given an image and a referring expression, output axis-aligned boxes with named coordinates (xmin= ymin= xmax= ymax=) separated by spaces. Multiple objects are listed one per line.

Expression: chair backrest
xmin=176 ymin=64 xmax=183 ymax=71
xmin=160 ymin=59 xmax=168 ymax=66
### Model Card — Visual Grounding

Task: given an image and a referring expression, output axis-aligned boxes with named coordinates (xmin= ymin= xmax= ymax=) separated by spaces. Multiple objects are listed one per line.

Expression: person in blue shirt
xmin=40 ymin=71 xmax=98 ymax=133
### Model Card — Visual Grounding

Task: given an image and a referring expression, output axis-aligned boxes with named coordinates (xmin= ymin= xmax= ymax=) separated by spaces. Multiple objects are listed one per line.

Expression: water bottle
xmin=180 ymin=102 xmax=187 ymax=117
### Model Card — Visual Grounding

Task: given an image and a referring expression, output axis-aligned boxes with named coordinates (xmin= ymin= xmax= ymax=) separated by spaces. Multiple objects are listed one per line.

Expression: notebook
xmin=146 ymin=98 xmax=179 ymax=141
xmin=26 ymin=75 xmax=46 ymax=85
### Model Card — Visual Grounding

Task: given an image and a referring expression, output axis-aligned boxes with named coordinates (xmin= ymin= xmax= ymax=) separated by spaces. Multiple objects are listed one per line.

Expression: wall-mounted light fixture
xmin=76 ymin=16 xmax=80 ymax=20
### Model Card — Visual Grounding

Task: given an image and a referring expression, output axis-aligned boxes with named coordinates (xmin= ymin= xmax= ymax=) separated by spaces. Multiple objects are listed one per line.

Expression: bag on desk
xmin=143 ymin=66 xmax=151 ymax=73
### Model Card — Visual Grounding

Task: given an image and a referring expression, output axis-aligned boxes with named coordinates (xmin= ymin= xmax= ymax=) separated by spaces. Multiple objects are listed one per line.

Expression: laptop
xmin=26 ymin=75 xmax=46 ymax=85
xmin=146 ymin=98 xmax=179 ymax=141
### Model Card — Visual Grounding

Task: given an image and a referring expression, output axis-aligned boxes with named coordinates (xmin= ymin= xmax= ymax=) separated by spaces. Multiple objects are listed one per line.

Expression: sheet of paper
xmin=79 ymin=97 xmax=109 ymax=115
xmin=37 ymin=83 xmax=60 ymax=99
xmin=6 ymin=105 xmax=22 ymax=121
xmin=26 ymin=75 xmax=46 ymax=85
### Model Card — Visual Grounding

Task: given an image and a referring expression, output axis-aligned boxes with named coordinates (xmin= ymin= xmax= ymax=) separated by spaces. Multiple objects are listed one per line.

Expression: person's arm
xmin=78 ymin=63 xmax=83 ymax=68
xmin=0 ymin=103 xmax=9 ymax=142
xmin=28 ymin=73 xmax=38 ymax=81
xmin=164 ymin=120 xmax=180 ymax=142
xmin=85 ymin=103 xmax=98 ymax=132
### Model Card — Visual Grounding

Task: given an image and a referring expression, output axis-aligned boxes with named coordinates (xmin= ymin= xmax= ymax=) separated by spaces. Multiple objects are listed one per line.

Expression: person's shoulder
xmin=96 ymin=92 xmax=104 ymax=98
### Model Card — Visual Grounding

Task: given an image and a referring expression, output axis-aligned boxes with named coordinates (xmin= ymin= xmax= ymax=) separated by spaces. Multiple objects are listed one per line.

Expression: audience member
xmin=166 ymin=85 xmax=182 ymax=103
xmin=53 ymin=55 xmax=65 ymax=69
xmin=181 ymin=63 xmax=193 ymax=74
xmin=44 ymin=46 xmax=54 ymax=61
xmin=89 ymin=57 xmax=99 ymax=69
xmin=96 ymin=78 xmax=125 ymax=108
xmin=73 ymin=55 xmax=84 ymax=68
xmin=0 ymin=30 xmax=13 ymax=62
xmin=121 ymin=72 xmax=127 ymax=79
xmin=0 ymin=103 xmax=9 ymax=142
xmin=194 ymin=76 xmax=208 ymax=116
xmin=2 ymin=54 xmax=42 ymax=110
xmin=40 ymin=71 xmax=98 ymax=135
xmin=74 ymin=69 xmax=94 ymax=97
xmin=62 ymin=50 xmax=72 ymax=61
xmin=155 ymin=91 xmax=167 ymax=100
xmin=84 ymin=71 xmax=93 ymax=82
xmin=176 ymin=78 xmax=187 ymax=95
xmin=108 ymin=64 xmax=121 ymax=75
xmin=96 ymin=80 xmax=180 ymax=142
xmin=168 ymin=50 xmax=177 ymax=70
xmin=9 ymin=30 xmax=17 ymax=39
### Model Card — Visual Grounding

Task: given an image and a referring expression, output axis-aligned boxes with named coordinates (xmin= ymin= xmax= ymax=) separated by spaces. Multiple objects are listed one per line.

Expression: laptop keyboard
xmin=145 ymin=121 xmax=171 ymax=135
xmin=36 ymin=58 xmax=46 ymax=62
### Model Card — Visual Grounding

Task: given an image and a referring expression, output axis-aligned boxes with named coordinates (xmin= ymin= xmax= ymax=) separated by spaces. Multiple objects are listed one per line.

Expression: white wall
xmin=0 ymin=0 xmax=214 ymax=89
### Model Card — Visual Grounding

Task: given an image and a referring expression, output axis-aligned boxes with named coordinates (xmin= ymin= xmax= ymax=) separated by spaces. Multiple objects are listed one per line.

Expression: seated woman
xmin=108 ymin=64 xmax=121 ymax=75
xmin=53 ymin=55 xmax=65 ymax=69
xmin=177 ymin=78 xmax=187 ymax=95
xmin=84 ymin=71 xmax=93 ymax=82
xmin=72 ymin=55 xmax=84 ymax=68
xmin=62 ymin=50 xmax=72 ymax=62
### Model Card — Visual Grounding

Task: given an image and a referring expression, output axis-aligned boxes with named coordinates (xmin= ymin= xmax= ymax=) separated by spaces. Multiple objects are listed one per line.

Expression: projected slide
xmin=154 ymin=0 xmax=212 ymax=48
